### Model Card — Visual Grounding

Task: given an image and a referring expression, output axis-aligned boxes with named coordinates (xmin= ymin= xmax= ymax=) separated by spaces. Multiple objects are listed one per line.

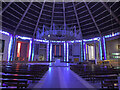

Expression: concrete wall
xmin=72 ymin=43 xmax=80 ymax=62
xmin=0 ymin=34 xmax=10 ymax=61
xmin=106 ymin=38 xmax=120 ymax=60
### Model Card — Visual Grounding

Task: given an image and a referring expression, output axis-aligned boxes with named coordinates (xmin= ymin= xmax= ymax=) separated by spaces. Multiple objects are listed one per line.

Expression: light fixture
xmin=67 ymin=43 xmax=69 ymax=62
xmin=8 ymin=35 xmax=13 ymax=61
xmin=50 ymin=43 xmax=52 ymax=62
xmin=28 ymin=40 xmax=32 ymax=61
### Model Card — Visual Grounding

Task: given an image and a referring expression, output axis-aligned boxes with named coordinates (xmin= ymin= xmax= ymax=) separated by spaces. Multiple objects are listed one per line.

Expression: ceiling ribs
xmin=14 ymin=1 xmax=33 ymax=35
xmin=83 ymin=1 xmax=102 ymax=36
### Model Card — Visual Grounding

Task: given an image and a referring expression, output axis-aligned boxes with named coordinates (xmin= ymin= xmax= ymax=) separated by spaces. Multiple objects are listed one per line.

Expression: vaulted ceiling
xmin=1 ymin=1 xmax=120 ymax=39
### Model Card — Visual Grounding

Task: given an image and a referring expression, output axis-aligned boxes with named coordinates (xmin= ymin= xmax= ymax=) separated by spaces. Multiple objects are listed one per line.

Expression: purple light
xmin=16 ymin=35 xmax=31 ymax=40
xmin=8 ymin=35 xmax=13 ymax=61
xmin=67 ymin=43 xmax=69 ymax=62
xmin=81 ymin=41 xmax=83 ymax=62
xmin=28 ymin=40 xmax=32 ymax=61
xmin=83 ymin=37 xmax=99 ymax=42
xmin=50 ymin=43 xmax=52 ymax=62
xmin=51 ymin=41 xmax=65 ymax=43
xmin=34 ymin=39 xmax=49 ymax=42
xmin=99 ymin=38 xmax=102 ymax=60
xmin=105 ymin=32 xmax=120 ymax=38
xmin=31 ymin=43 xmax=34 ymax=61
xmin=103 ymin=37 xmax=107 ymax=60
xmin=64 ymin=42 xmax=66 ymax=62
xmin=47 ymin=42 xmax=49 ymax=61
xmin=83 ymin=42 xmax=86 ymax=60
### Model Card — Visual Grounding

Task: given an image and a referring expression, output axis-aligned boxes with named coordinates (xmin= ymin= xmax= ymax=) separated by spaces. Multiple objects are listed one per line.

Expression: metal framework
xmin=51 ymin=0 xmax=55 ymax=30
xmin=101 ymin=2 xmax=120 ymax=25
xmin=33 ymin=1 xmax=45 ymax=37
xmin=63 ymin=1 xmax=66 ymax=30
xmin=14 ymin=1 xmax=33 ymax=35
xmin=0 ymin=0 xmax=14 ymax=15
xmin=83 ymin=1 xmax=102 ymax=36
xmin=72 ymin=2 xmax=83 ymax=39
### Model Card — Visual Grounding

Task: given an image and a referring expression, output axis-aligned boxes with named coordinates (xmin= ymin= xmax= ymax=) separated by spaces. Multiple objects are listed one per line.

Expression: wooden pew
xmin=1 ymin=78 xmax=28 ymax=88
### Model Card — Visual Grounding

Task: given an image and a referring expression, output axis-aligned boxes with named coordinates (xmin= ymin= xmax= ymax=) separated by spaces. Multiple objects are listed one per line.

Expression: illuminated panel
xmin=59 ymin=45 xmax=61 ymax=56
xmin=112 ymin=53 xmax=120 ymax=55
xmin=64 ymin=42 xmax=66 ymax=62
xmin=105 ymin=32 xmax=120 ymax=38
xmin=86 ymin=44 xmax=88 ymax=54
xmin=34 ymin=39 xmax=49 ymax=43
xmin=81 ymin=42 xmax=83 ymax=62
xmin=67 ymin=43 xmax=69 ymax=62
xmin=91 ymin=46 xmax=94 ymax=59
xmin=16 ymin=35 xmax=31 ymax=40
xmin=50 ymin=43 xmax=52 ymax=61
xmin=47 ymin=42 xmax=49 ymax=61
xmin=11 ymin=36 xmax=16 ymax=61
xmin=99 ymin=38 xmax=102 ymax=60
xmin=103 ymin=37 xmax=107 ymax=60
xmin=31 ymin=44 xmax=34 ymax=61
xmin=27 ymin=43 xmax=29 ymax=58
xmin=28 ymin=40 xmax=32 ymax=61
xmin=83 ymin=37 xmax=99 ymax=42
xmin=83 ymin=42 xmax=86 ymax=60
xmin=8 ymin=35 xmax=13 ymax=61
xmin=0 ymin=30 xmax=10 ymax=36
xmin=51 ymin=41 xmax=65 ymax=43
xmin=17 ymin=42 xmax=21 ymax=57
xmin=55 ymin=45 xmax=56 ymax=56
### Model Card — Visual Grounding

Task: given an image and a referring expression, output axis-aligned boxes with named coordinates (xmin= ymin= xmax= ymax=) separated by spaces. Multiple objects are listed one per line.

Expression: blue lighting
xmin=11 ymin=36 xmax=16 ymax=61
xmin=64 ymin=42 xmax=66 ymax=62
xmin=51 ymin=41 xmax=65 ymax=43
xmin=67 ymin=63 xmax=69 ymax=67
xmin=81 ymin=41 xmax=83 ymax=62
xmin=0 ymin=30 xmax=10 ymax=36
xmin=99 ymin=38 xmax=102 ymax=60
xmin=68 ymin=40 xmax=74 ymax=43
xmin=47 ymin=42 xmax=49 ymax=61
xmin=67 ymin=43 xmax=69 ymax=62
xmin=83 ymin=42 xmax=86 ymax=60
xmin=31 ymin=43 xmax=34 ymax=61
xmin=49 ymin=67 xmax=52 ymax=72
xmin=8 ymin=35 xmax=13 ymax=61
xmin=50 ymin=43 xmax=52 ymax=62
xmin=103 ymin=37 xmax=107 ymax=60
xmin=28 ymin=40 xmax=32 ymax=61
xmin=83 ymin=37 xmax=99 ymax=42
xmin=16 ymin=35 xmax=31 ymax=40
xmin=105 ymin=32 xmax=120 ymax=38
xmin=34 ymin=39 xmax=49 ymax=43
xmin=49 ymin=62 xmax=52 ymax=66
xmin=75 ymin=40 xmax=82 ymax=42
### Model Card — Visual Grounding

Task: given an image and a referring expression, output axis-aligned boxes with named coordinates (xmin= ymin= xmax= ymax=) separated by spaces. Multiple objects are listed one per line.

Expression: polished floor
xmin=33 ymin=59 xmax=95 ymax=88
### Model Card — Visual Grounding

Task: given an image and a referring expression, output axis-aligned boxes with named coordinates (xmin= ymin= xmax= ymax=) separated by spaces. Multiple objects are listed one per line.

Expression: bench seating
xmin=70 ymin=64 xmax=119 ymax=89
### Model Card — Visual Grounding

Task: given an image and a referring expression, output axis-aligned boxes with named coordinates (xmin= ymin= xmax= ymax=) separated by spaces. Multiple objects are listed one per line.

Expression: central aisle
xmin=34 ymin=66 xmax=95 ymax=88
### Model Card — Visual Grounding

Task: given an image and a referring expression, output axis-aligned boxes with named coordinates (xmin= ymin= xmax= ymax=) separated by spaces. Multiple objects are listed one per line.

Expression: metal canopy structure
xmin=1 ymin=1 xmax=120 ymax=39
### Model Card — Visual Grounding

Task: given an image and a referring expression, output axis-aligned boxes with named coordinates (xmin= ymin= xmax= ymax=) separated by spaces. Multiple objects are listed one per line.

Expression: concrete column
xmin=10 ymin=35 xmax=16 ymax=61
xmin=47 ymin=41 xmax=49 ymax=61
xmin=83 ymin=42 xmax=86 ymax=61
xmin=86 ymin=44 xmax=89 ymax=62
xmin=94 ymin=41 xmax=97 ymax=64
xmin=50 ymin=42 xmax=52 ymax=62
xmin=29 ymin=38 xmax=34 ymax=62
xmin=99 ymin=37 xmax=107 ymax=60
xmin=64 ymin=42 xmax=67 ymax=62
xmin=80 ymin=41 xmax=84 ymax=62
xmin=99 ymin=38 xmax=102 ymax=60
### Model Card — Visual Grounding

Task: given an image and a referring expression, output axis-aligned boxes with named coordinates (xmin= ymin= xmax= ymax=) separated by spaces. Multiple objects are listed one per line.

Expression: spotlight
xmin=48 ymin=35 xmax=50 ymax=37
